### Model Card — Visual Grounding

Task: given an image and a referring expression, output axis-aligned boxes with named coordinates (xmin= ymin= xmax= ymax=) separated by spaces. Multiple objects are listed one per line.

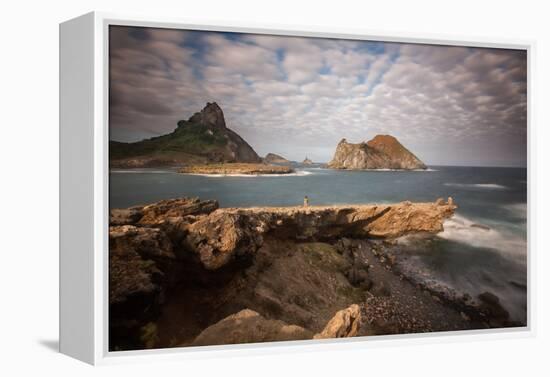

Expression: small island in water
xmin=328 ymin=136 xmax=427 ymax=170
xmin=263 ymin=153 xmax=291 ymax=164
xmin=178 ymin=162 xmax=294 ymax=175
xmin=111 ymin=103 xmax=296 ymax=175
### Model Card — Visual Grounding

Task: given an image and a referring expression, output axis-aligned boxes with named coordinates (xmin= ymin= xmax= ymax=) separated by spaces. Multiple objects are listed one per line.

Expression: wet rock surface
xmin=359 ymin=239 xmax=524 ymax=332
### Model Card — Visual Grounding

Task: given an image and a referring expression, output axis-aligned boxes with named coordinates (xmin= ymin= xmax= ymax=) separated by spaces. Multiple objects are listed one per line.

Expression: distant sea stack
xmin=302 ymin=156 xmax=313 ymax=165
xmin=328 ymin=135 xmax=427 ymax=170
xmin=264 ymin=153 xmax=290 ymax=164
xmin=110 ymin=102 xmax=261 ymax=168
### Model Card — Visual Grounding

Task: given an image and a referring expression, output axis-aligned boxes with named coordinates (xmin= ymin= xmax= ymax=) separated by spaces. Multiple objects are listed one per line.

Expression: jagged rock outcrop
xmin=314 ymin=304 xmax=362 ymax=339
xmin=328 ymin=135 xmax=427 ymax=170
xmin=187 ymin=101 xmax=226 ymax=129
xmin=183 ymin=210 xmax=266 ymax=270
xmin=264 ymin=153 xmax=290 ymax=164
xmin=109 ymin=225 xmax=176 ymax=350
xmin=110 ymin=102 xmax=261 ymax=168
xmin=190 ymin=309 xmax=313 ymax=346
xmin=110 ymin=197 xmax=456 ymax=271
xmin=138 ymin=198 xmax=219 ymax=225
xmin=180 ymin=199 xmax=456 ymax=270
xmin=109 ymin=198 xmax=219 ymax=226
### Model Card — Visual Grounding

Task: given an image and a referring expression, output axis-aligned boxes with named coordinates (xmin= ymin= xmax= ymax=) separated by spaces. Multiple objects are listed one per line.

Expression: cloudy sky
xmin=109 ymin=26 xmax=527 ymax=167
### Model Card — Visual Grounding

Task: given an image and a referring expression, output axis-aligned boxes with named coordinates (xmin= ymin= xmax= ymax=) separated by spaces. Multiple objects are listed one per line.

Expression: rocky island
xmin=179 ymin=162 xmax=294 ymax=175
xmin=302 ymin=156 xmax=313 ymax=165
xmin=109 ymin=196 xmax=517 ymax=351
xmin=328 ymin=135 xmax=427 ymax=170
xmin=264 ymin=153 xmax=291 ymax=164
xmin=110 ymin=102 xmax=262 ymax=168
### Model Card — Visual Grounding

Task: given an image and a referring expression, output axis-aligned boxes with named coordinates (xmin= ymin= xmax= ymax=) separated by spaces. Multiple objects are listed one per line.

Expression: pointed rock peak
xmin=188 ymin=102 xmax=226 ymax=129
xmin=203 ymin=101 xmax=222 ymax=113
xmin=339 ymin=138 xmax=348 ymax=144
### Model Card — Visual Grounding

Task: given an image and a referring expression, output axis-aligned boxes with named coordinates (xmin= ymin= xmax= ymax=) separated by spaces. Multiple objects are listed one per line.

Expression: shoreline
xmin=178 ymin=162 xmax=295 ymax=175
xmin=110 ymin=166 xmax=439 ymax=173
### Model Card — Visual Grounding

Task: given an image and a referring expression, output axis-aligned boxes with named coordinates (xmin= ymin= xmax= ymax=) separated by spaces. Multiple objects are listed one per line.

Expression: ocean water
xmin=110 ymin=165 xmax=528 ymax=323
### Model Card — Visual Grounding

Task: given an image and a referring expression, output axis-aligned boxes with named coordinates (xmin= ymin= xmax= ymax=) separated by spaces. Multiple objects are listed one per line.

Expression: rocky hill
xmin=264 ymin=153 xmax=290 ymax=164
xmin=328 ymin=135 xmax=427 ymax=170
xmin=110 ymin=102 xmax=261 ymax=168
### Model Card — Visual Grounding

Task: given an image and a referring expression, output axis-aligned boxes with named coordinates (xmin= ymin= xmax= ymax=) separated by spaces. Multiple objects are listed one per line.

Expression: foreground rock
xmin=191 ymin=309 xmax=313 ymax=346
xmin=203 ymin=242 xmax=362 ymax=336
xmin=183 ymin=198 xmax=456 ymax=270
xmin=264 ymin=153 xmax=291 ymax=164
xmin=328 ymin=135 xmax=427 ymax=170
xmin=109 ymin=197 xmax=219 ymax=226
xmin=314 ymin=304 xmax=362 ymax=339
xmin=109 ymin=225 xmax=176 ymax=350
xmin=109 ymin=196 xmax=457 ymax=349
xmin=191 ymin=304 xmax=363 ymax=346
xmin=178 ymin=163 xmax=294 ymax=175
xmin=110 ymin=102 xmax=261 ymax=168
xmin=110 ymin=197 xmax=456 ymax=272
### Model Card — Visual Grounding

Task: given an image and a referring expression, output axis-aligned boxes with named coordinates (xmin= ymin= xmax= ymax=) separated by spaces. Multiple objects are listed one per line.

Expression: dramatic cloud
xmin=109 ymin=26 xmax=527 ymax=166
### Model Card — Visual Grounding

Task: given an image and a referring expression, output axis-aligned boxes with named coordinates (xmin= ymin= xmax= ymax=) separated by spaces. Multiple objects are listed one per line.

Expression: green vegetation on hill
xmin=110 ymin=122 xmax=228 ymax=160
xmin=110 ymin=102 xmax=261 ymax=168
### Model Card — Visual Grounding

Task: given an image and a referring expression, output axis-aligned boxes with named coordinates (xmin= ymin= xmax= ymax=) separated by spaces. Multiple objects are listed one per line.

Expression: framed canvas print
xmin=59 ymin=12 xmax=532 ymax=365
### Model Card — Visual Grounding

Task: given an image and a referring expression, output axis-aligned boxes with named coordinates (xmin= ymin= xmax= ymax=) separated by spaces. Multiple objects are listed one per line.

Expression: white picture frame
xmin=59 ymin=11 xmax=534 ymax=365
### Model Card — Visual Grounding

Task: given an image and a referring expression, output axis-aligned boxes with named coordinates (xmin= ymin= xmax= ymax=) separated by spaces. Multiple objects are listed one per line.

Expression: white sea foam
xmin=502 ymin=203 xmax=527 ymax=220
xmin=438 ymin=214 xmax=526 ymax=261
xmin=110 ymin=169 xmax=174 ymax=174
xmin=444 ymin=183 xmax=507 ymax=190
xmin=186 ymin=170 xmax=314 ymax=178
xmin=360 ymin=168 xmax=438 ymax=172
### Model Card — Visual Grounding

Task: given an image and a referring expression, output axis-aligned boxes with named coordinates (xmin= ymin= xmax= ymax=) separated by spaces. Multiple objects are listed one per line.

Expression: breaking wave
xmin=438 ymin=214 xmax=526 ymax=262
xmin=502 ymin=203 xmax=527 ymax=220
xmin=362 ymin=168 xmax=438 ymax=172
xmin=444 ymin=183 xmax=507 ymax=190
